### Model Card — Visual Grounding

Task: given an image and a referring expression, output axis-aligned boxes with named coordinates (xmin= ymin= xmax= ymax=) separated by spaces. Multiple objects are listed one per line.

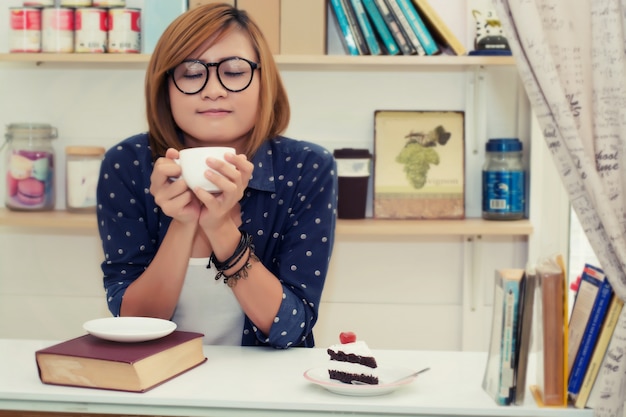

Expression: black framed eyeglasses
xmin=168 ymin=56 xmax=260 ymax=94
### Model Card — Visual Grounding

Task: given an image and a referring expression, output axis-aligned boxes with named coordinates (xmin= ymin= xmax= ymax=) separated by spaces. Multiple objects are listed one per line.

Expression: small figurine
xmin=471 ymin=9 xmax=511 ymax=54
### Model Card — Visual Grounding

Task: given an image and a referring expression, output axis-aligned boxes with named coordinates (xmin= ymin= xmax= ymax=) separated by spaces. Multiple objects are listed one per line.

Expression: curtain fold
xmin=493 ymin=0 xmax=626 ymax=414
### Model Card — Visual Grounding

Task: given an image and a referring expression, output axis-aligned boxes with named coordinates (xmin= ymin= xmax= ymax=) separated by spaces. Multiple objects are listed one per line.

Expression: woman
xmin=96 ymin=3 xmax=337 ymax=348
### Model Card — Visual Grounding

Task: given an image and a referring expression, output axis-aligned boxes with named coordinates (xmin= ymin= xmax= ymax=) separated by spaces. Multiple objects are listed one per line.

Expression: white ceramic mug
xmin=174 ymin=146 xmax=235 ymax=192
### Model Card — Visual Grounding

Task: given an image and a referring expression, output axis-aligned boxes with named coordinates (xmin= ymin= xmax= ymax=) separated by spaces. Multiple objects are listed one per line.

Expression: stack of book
xmin=328 ymin=0 xmax=466 ymax=56
xmin=482 ymin=259 xmax=625 ymax=410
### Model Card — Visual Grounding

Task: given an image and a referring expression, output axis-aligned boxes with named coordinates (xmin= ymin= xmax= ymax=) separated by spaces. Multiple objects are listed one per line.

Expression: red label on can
xmin=10 ymin=9 xmax=42 ymax=30
xmin=43 ymin=8 xmax=75 ymax=31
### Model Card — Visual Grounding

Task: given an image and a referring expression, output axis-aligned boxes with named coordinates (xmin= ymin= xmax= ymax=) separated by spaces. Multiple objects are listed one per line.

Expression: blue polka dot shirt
xmin=96 ymin=133 xmax=338 ymax=348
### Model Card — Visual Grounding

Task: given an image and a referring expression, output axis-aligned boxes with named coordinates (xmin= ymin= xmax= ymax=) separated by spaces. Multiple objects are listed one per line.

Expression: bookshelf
xmin=0 ymin=4 xmax=541 ymax=354
xmin=0 ymin=52 xmax=525 ymax=239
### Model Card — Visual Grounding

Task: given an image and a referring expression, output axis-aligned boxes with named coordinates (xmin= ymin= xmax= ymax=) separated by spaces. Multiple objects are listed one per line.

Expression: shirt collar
xmin=247 ymin=141 xmax=276 ymax=193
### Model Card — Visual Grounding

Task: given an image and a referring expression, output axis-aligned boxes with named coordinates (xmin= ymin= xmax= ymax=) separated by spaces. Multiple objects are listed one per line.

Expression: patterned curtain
xmin=493 ymin=0 xmax=626 ymax=415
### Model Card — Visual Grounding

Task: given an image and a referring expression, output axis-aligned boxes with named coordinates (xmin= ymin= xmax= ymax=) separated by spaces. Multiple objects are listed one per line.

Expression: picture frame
xmin=373 ymin=110 xmax=465 ymax=219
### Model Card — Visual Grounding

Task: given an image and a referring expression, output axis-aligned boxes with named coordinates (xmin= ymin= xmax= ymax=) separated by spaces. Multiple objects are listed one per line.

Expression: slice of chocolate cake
xmin=327 ymin=332 xmax=379 ymax=385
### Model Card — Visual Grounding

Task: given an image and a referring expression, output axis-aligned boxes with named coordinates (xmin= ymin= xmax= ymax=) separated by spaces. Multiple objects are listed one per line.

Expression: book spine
xmin=329 ymin=0 xmax=360 ymax=55
xmin=411 ymin=0 xmax=466 ymax=55
xmin=587 ymin=307 xmax=626 ymax=410
xmin=482 ymin=272 xmax=506 ymax=405
xmin=349 ymin=0 xmax=382 ymax=55
xmin=540 ymin=269 xmax=566 ymax=406
xmin=498 ymin=279 xmax=519 ymax=405
xmin=574 ymin=295 xmax=624 ymax=409
xmin=394 ymin=0 xmax=439 ymax=55
xmin=383 ymin=0 xmax=425 ymax=55
xmin=341 ymin=0 xmax=370 ymax=54
xmin=568 ymin=276 xmax=614 ymax=396
xmin=361 ymin=0 xmax=400 ymax=55
xmin=372 ymin=0 xmax=415 ymax=55
xmin=567 ymin=267 xmax=603 ymax=375
xmin=513 ymin=270 xmax=536 ymax=405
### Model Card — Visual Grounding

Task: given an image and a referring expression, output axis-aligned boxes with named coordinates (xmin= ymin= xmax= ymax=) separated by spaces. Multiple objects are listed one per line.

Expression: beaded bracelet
xmin=207 ymin=231 xmax=252 ymax=271
xmin=216 ymin=248 xmax=260 ymax=288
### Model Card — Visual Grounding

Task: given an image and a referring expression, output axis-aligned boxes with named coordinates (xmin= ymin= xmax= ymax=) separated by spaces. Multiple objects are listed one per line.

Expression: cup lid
xmin=486 ymin=138 xmax=522 ymax=152
xmin=333 ymin=148 xmax=372 ymax=159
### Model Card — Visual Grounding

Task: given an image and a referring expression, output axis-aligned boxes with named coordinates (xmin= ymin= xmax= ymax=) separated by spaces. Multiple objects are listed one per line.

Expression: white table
xmin=0 ymin=339 xmax=592 ymax=417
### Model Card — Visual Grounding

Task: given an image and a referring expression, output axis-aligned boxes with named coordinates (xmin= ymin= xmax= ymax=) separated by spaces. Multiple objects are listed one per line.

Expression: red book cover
xmin=35 ymin=331 xmax=206 ymax=392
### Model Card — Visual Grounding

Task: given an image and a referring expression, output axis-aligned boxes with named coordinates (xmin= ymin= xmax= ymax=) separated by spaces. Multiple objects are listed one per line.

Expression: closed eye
xmin=222 ymin=70 xmax=246 ymax=78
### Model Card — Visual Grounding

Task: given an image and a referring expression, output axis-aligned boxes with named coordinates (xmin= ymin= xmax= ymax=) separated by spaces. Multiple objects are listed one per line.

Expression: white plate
xmin=83 ymin=317 xmax=177 ymax=343
xmin=303 ymin=366 xmax=418 ymax=396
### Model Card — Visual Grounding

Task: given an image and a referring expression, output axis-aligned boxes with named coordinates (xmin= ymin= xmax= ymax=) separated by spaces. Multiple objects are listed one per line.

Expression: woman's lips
xmin=198 ymin=109 xmax=230 ymax=116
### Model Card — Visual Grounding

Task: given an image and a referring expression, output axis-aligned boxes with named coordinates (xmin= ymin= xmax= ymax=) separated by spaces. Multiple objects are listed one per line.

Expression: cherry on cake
xmin=327 ymin=332 xmax=379 ymax=385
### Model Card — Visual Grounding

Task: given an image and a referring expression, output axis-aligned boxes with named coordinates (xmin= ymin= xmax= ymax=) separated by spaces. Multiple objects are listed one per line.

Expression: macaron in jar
xmin=4 ymin=123 xmax=57 ymax=211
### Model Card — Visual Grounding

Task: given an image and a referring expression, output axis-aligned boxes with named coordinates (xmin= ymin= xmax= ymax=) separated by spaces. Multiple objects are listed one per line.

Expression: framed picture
xmin=373 ymin=110 xmax=465 ymax=219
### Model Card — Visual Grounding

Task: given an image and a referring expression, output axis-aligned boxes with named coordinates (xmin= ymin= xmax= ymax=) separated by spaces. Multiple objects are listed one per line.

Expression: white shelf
xmin=0 ymin=209 xmax=532 ymax=237
xmin=0 ymin=53 xmax=515 ymax=70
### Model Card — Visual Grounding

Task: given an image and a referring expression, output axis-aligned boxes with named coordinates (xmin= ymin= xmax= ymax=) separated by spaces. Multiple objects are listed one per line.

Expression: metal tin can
xmin=482 ymin=138 xmax=526 ymax=220
xmin=93 ymin=0 xmax=126 ymax=7
xmin=9 ymin=7 xmax=42 ymax=53
xmin=61 ymin=0 xmax=94 ymax=6
xmin=41 ymin=7 xmax=75 ymax=53
xmin=4 ymin=123 xmax=57 ymax=212
xmin=23 ymin=1 xmax=55 ymax=6
xmin=74 ymin=7 xmax=108 ymax=53
xmin=108 ymin=8 xmax=140 ymax=53
xmin=65 ymin=146 xmax=105 ymax=212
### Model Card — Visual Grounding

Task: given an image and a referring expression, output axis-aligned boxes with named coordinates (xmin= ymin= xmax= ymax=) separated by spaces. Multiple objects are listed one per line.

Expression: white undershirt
xmin=170 ymin=257 xmax=245 ymax=345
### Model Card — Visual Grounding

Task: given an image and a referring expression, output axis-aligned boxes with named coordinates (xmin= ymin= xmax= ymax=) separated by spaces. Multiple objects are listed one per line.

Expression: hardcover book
xmin=341 ymin=0 xmax=370 ymax=54
xmin=349 ymin=0 xmax=382 ymax=55
xmin=567 ymin=263 xmax=604 ymax=376
xmin=36 ymin=331 xmax=206 ymax=392
xmin=411 ymin=0 xmax=466 ymax=55
xmin=329 ymin=0 xmax=360 ymax=55
xmin=373 ymin=110 xmax=465 ymax=219
xmin=574 ymin=294 xmax=624 ymax=409
xmin=529 ymin=254 xmax=568 ymax=407
xmin=586 ymin=305 xmax=626 ymax=410
xmin=362 ymin=0 xmax=400 ymax=55
xmin=383 ymin=0 xmax=425 ymax=54
xmin=568 ymin=268 xmax=614 ymax=399
xmin=513 ymin=267 xmax=537 ymax=405
xmin=394 ymin=0 xmax=439 ymax=55
xmin=482 ymin=268 xmax=524 ymax=405
xmin=372 ymin=0 xmax=416 ymax=55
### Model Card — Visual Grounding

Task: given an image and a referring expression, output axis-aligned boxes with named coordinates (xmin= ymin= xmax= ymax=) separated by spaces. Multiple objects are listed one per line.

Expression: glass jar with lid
xmin=65 ymin=145 xmax=105 ymax=212
xmin=4 ymin=123 xmax=57 ymax=211
xmin=482 ymin=138 xmax=526 ymax=220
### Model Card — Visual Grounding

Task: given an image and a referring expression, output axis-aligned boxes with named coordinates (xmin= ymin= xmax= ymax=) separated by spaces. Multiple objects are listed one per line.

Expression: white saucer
xmin=303 ymin=366 xmax=418 ymax=396
xmin=83 ymin=317 xmax=177 ymax=343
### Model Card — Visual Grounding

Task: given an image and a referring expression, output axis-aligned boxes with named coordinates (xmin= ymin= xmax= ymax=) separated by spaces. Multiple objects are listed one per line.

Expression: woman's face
xmin=169 ymin=29 xmax=260 ymax=150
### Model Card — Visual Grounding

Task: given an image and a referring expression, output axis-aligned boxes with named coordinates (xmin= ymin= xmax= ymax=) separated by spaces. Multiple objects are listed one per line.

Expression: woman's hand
xmin=150 ymin=148 xmax=202 ymax=224
xmin=195 ymin=151 xmax=253 ymax=233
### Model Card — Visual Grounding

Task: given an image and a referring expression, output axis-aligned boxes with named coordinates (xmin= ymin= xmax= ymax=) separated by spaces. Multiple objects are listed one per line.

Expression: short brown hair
xmin=145 ymin=3 xmax=290 ymax=159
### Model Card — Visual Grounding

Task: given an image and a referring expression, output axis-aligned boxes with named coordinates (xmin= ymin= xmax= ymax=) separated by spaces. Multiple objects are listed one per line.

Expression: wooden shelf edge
xmin=0 ymin=53 xmax=515 ymax=67
xmin=0 ymin=209 xmax=97 ymax=230
xmin=0 ymin=209 xmax=532 ymax=236
xmin=336 ymin=218 xmax=532 ymax=236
